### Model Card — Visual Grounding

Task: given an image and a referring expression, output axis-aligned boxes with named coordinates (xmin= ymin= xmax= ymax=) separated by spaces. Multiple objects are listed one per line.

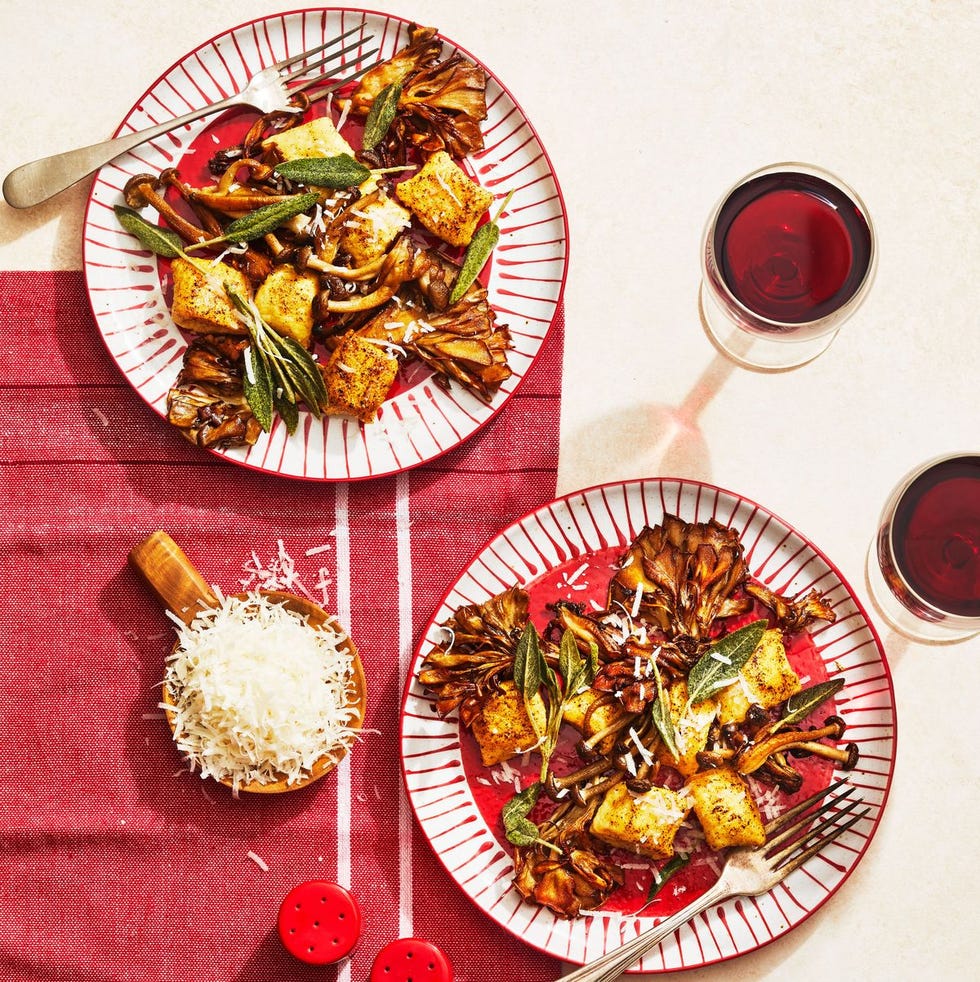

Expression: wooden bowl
xmin=130 ymin=530 xmax=367 ymax=794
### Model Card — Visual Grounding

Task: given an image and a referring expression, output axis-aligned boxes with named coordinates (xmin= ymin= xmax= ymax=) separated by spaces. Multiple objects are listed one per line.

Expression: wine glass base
xmin=698 ymin=285 xmax=838 ymax=372
xmin=865 ymin=544 xmax=980 ymax=645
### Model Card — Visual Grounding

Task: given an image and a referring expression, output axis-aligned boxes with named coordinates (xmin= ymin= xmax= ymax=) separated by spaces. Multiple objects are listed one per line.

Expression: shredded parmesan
xmin=630 ymin=585 xmax=644 ymax=619
xmin=247 ymin=850 xmax=269 ymax=871
xmin=164 ymin=592 xmax=358 ymax=791
xmin=240 ymin=540 xmax=311 ymax=598
xmin=359 ymin=336 xmax=407 ymax=358
xmin=243 ymin=346 xmax=257 ymax=385
xmin=628 ymin=726 xmax=654 ymax=766
xmin=435 ymin=169 xmax=463 ymax=205
xmin=335 ymin=99 xmax=351 ymax=134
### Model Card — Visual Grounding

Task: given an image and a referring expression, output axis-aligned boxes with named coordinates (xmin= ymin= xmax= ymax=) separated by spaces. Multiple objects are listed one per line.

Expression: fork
xmin=2 ymin=23 xmax=380 ymax=209
xmin=560 ymin=778 xmax=869 ymax=982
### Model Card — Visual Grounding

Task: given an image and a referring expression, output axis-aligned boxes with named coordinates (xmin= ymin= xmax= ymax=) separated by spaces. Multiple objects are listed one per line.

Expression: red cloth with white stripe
xmin=0 ymin=271 xmax=563 ymax=980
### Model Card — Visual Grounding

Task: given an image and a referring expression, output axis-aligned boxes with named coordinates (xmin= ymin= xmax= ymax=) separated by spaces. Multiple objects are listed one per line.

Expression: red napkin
xmin=0 ymin=271 xmax=563 ymax=980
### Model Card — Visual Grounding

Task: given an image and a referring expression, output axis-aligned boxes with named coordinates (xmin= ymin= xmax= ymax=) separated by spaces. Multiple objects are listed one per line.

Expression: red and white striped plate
xmin=401 ymin=478 xmax=896 ymax=971
xmin=82 ymin=9 xmax=567 ymax=481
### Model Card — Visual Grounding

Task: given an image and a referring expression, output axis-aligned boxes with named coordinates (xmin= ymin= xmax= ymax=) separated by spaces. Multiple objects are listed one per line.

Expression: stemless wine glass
xmin=700 ymin=162 xmax=877 ymax=371
xmin=866 ymin=453 xmax=980 ymax=644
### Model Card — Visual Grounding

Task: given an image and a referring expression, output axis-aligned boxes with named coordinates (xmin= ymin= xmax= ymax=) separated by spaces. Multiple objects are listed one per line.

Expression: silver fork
xmin=2 ymin=23 xmax=380 ymax=210
xmin=560 ymin=779 xmax=869 ymax=982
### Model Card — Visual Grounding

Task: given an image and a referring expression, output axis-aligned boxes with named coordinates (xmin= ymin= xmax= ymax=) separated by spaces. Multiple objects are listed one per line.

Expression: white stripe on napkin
xmin=396 ymin=471 xmax=414 ymax=937
xmin=334 ymin=482 xmax=353 ymax=982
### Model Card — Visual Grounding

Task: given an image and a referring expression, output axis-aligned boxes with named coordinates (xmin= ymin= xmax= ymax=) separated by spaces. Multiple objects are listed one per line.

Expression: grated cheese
xmin=247 ymin=850 xmax=270 ymax=871
xmin=164 ymin=592 xmax=358 ymax=791
xmin=628 ymin=726 xmax=654 ymax=766
xmin=434 ymin=169 xmax=463 ymax=205
xmin=335 ymin=98 xmax=351 ymax=134
xmin=630 ymin=584 xmax=644 ymax=618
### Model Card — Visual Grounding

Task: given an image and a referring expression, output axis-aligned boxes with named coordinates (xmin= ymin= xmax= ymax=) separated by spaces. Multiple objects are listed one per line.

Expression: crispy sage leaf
xmin=449 ymin=221 xmax=499 ymax=305
xmin=780 ymin=678 xmax=845 ymax=729
xmin=113 ymin=205 xmax=184 ymax=258
xmin=585 ymin=638 xmax=599 ymax=680
xmin=686 ymin=619 xmax=768 ymax=708
xmin=222 ymin=192 xmax=320 ymax=243
xmin=362 ymin=81 xmax=402 ymax=149
xmin=275 ymin=335 xmax=328 ymax=416
xmin=502 ymin=781 xmax=541 ymax=846
xmin=505 ymin=817 xmax=540 ymax=847
xmin=242 ymin=345 xmax=274 ymax=432
xmin=558 ymin=629 xmax=585 ymax=695
xmin=644 ymin=853 xmax=690 ymax=905
xmin=449 ymin=189 xmax=515 ymax=304
xmin=513 ymin=623 xmax=543 ymax=702
xmin=274 ymin=392 xmax=300 ymax=435
xmin=274 ymin=154 xmax=372 ymax=189
xmin=650 ymin=655 xmax=679 ymax=760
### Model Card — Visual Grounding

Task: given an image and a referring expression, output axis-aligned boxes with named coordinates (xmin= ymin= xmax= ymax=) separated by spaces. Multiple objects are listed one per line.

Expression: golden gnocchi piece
xmin=591 ymin=783 xmax=692 ymax=860
xmin=394 ymin=150 xmax=494 ymax=247
xmin=655 ymin=679 xmax=716 ymax=777
xmin=253 ymin=265 xmax=319 ymax=348
xmin=685 ymin=766 xmax=766 ymax=850
xmin=339 ymin=195 xmax=412 ymax=266
xmin=320 ymin=333 xmax=399 ymax=423
xmin=715 ymin=628 xmax=802 ymax=726
xmin=170 ymin=258 xmax=250 ymax=336
xmin=469 ymin=680 xmax=547 ymax=767
xmin=262 ymin=115 xmax=355 ymax=162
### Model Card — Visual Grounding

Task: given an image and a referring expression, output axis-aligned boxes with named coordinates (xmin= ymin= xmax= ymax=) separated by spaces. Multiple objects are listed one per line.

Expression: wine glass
xmin=699 ymin=162 xmax=877 ymax=371
xmin=866 ymin=453 xmax=980 ymax=644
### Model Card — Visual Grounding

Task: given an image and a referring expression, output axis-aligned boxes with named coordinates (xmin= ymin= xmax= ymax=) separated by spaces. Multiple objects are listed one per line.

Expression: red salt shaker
xmin=370 ymin=938 xmax=452 ymax=982
xmin=277 ymin=880 xmax=361 ymax=965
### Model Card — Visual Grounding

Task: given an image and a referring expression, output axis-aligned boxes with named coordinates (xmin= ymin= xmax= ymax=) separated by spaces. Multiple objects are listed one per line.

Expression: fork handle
xmin=2 ymin=94 xmax=242 ymax=209
xmin=558 ymin=877 xmax=733 ymax=982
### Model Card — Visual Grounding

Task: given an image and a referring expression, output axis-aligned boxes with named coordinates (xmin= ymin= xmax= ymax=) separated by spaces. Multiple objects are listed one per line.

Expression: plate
xmin=401 ymin=478 xmax=896 ymax=971
xmin=82 ymin=9 xmax=567 ymax=481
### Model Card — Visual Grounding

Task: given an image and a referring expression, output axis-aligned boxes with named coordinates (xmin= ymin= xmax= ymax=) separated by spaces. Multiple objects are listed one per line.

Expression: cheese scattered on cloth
xmin=163 ymin=592 xmax=358 ymax=791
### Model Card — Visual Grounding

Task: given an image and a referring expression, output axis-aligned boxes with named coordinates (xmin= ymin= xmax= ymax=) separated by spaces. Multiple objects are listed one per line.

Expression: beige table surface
xmin=2 ymin=1 xmax=978 ymax=979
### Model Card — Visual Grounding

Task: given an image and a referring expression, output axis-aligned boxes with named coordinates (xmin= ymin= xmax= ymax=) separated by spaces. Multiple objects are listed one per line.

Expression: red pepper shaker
xmin=370 ymin=938 xmax=452 ymax=982
xmin=277 ymin=880 xmax=361 ymax=965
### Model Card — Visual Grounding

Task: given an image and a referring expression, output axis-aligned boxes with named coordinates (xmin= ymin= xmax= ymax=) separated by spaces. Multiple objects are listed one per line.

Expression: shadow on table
xmin=233 ymin=928 xmax=341 ymax=982
xmin=0 ymin=182 xmax=89 ymax=260
xmin=560 ymin=349 xmax=739 ymax=486
xmin=0 ymin=952 xmax=117 ymax=982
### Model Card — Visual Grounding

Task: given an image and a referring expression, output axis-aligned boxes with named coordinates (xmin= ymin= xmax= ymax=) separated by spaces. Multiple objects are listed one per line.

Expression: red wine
xmin=891 ymin=456 xmax=980 ymax=618
xmin=715 ymin=171 xmax=873 ymax=324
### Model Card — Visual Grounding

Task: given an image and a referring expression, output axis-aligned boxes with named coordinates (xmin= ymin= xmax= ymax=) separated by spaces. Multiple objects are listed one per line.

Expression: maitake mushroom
xmin=418 ymin=585 xmax=530 ymax=726
xmin=342 ymin=24 xmax=488 ymax=164
xmin=166 ymin=335 xmax=261 ymax=448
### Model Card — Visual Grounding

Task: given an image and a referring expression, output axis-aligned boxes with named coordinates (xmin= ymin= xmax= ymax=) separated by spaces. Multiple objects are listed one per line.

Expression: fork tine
xmin=290 ymin=58 xmax=381 ymax=102
xmin=765 ymin=784 xmax=858 ymax=853
xmin=283 ymin=44 xmax=381 ymax=90
xmin=763 ymin=775 xmax=849 ymax=837
xmin=271 ymin=21 xmax=370 ymax=72
xmin=774 ymin=803 xmax=871 ymax=878
xmin=280 ymin=39 xmax=378 ymax=84
xmin=768 ymin=791 xmax=866 ymax=866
